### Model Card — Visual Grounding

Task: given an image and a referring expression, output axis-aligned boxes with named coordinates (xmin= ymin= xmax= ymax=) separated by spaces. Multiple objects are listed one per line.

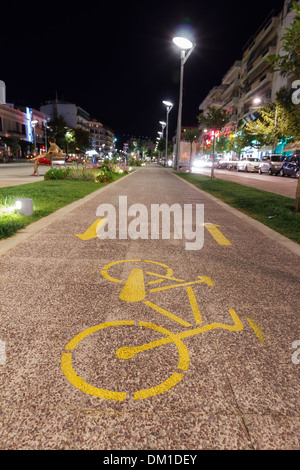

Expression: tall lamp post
xmin=163 ymin=100 xmax=173 ymax=166
xmin=159 ymin=120 xmax=166 ymax=164
xmin=173 ymin=36 xmax=195 ymax=171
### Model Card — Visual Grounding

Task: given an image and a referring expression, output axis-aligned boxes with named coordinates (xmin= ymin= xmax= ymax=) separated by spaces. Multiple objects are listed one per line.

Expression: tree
xmin=244 ymin=101 xmax=292 ymax=151
xmin=227 ymin=127 xmax=258 ymax=157
xmin=197 ymin=107 xmax=231 ymax=181
xmin=74 ymin=128 xmax=91 ymax=154
xmin=182 ymin=128 xmax=201 ymax=172
xmin=47 ymin=116 xmax=68 ymax=150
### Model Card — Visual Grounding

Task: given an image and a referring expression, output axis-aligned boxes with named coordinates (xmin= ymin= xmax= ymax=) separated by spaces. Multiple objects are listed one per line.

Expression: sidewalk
xmin=0 ymin=164 xmax=299 ymax=450
xmin=0 ymin=162 xmax=46 ymax=187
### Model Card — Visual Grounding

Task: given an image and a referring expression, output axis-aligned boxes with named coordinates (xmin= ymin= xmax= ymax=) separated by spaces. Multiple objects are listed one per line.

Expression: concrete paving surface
xmin=0 ymin=164 xmax=299 ymax=450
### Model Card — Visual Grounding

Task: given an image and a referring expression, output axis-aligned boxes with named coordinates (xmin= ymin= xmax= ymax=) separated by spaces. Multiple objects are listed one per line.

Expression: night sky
xmin=1 ymin=0 xmax=286 ymax=145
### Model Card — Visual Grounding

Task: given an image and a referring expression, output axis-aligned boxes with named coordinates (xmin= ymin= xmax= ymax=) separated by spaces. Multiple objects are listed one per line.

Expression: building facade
xmin=198 ymin=0 xmax=299 ymax=159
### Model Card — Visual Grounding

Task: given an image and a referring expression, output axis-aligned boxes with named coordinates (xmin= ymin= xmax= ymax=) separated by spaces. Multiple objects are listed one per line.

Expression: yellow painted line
xmin=143 ymin=260 xmax=173 ymax=275
xmin=120 ymin=309 xmax=243 ymax=362
xmin=61 ymin=353 xmax=127 ymax=401
xmin=144 ymin=300 xmax=192 ymax=327
xmin=134 ymin=372 xmax=184 ymax=400
xmin=201 ymin=223 xmax=232 ymax=246
xmin=146 ymin=271 xmax=185 ymax=283
xmin=147 ymin=279 xmax=165 ymax=285
xmin=75 ymin=219 xmax=106 ymax=240
xmin=149 ymin=276 xmax=214 ymax=293
xmin=246 ymin=317 xmax=265 ymax=345
xmin=119 ymin=269 xmax=146 ymax=302
xmin=186 ymin=286 xmax=202 ymax=324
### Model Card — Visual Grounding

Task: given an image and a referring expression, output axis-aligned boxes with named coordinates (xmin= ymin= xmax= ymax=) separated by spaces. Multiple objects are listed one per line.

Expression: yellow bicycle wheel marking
xmin=101 ymin=259 xmax=142 ymax=284
xmin=101 ymin=259 xmax=173 ymax=285
xmin=62 ymin=320 xmax=189 ymax=401
xmin=134 ymin=373 xmax=184 ymax=400
xmin=61 ymin=353 xmax=127 ymax=401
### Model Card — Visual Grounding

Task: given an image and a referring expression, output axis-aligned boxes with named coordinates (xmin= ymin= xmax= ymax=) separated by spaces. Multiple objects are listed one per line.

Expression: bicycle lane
xmin=0 ymin=165 xmax=299 ymax=450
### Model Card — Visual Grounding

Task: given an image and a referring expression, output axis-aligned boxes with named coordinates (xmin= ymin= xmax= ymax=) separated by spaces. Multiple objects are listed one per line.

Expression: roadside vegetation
xmin=177 ymin=173 xmax=300 ymax=245
xmin=0 ymin=164 xmax=127 ymax=239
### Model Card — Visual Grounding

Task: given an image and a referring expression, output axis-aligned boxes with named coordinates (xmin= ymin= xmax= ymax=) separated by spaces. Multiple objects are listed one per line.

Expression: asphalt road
xmin=193 ymin=167 xmax=298 ymax=198
xmin=0 ymin=164 xmax=299 ymax=450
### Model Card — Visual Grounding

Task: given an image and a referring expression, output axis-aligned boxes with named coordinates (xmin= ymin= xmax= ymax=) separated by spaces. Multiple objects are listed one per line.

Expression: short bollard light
xmin=15 ymin=198 xmax=34 ymax=216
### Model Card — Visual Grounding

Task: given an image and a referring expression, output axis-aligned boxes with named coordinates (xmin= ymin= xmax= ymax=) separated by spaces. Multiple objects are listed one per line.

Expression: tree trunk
xmin=295 ymin=176 xmax=300 ymax=212
xmin=211 ymin=135 xmax=215 ymax=182
xmin=189 ymin=142 xmax=192 ymax=172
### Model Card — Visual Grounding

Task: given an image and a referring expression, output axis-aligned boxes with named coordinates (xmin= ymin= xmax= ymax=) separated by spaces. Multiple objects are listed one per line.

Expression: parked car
xmin=38 ymin=157 xmax=50 ymax=165
xmin=237 ymin=157 xmax=260 ymax=172
xmin=279 ymin=155 xmax=300 ymax=178
xmin=258 ymin=154 xmax=285 ymax=175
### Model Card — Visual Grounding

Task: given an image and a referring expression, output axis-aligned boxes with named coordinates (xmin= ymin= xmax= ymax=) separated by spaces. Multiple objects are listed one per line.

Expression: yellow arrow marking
xmin=200 ymin=223 xmax=232 ymax=246
xmin=119 ymin=269 xmax=146 ymax=302
xmin=246 ymin=317 xmax=266 ymax=345
xmin=75 ymin=219 xmax=106 ymax=240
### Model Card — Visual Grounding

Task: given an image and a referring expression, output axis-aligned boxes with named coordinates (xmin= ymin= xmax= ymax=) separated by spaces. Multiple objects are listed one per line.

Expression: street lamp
xmin=173 ymin=35 xmax=195 ymax=171
xmin=163 ymin=100 xmax=173 ymax=167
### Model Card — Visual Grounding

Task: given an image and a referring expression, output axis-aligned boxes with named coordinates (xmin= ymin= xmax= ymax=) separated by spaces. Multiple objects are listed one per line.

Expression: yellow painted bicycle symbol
xmin=61 ymin=259 xmax=259 ymax=401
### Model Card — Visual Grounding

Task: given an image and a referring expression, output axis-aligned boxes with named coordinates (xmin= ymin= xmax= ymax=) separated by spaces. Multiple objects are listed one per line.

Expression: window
xmin=260 ymin=74 xmax=267 ymax=82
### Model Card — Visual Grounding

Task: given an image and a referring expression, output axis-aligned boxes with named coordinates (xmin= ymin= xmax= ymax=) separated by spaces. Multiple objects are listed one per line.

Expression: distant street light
xmin=163 ymin=100 xmax=173 ymax=167
xmin=173 ymin=35 xmax=195 ymax=171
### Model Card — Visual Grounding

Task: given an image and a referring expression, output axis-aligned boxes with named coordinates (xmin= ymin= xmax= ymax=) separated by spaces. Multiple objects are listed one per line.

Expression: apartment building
xmin=198 ymin=0 xmax=299 ymax=158
xmin=199 ymin=61 xmax=241 ymax=133
xmin=40 ymin=99 xmax=90 ymax=131
xmin=89 ymin=118 xmax=106 ymax=155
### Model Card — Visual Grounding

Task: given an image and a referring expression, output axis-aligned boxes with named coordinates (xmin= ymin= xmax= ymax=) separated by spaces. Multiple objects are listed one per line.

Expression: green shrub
xmin=44 ymin=168 xmax=71 ymax=180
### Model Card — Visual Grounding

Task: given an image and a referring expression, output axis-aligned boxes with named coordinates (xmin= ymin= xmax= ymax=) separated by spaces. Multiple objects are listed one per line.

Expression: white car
xmin=237 ymin=157 xmax=260 ymax=172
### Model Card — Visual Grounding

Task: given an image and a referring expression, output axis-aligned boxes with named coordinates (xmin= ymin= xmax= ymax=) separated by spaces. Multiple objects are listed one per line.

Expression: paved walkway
xmin=0 ymin=165 xmax=299 ymax=450
xmin=0 ymin=162 xmax=46 ymax=187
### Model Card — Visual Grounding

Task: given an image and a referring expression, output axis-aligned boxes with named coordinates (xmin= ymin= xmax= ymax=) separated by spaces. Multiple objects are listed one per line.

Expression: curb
xmin=0 ymin=171 xmax=135 ymax=257
xmin=172 ymin=172 xmax=300 ymax=257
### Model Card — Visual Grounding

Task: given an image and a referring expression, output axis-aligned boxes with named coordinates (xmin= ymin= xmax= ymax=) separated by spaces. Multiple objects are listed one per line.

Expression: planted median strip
xmin=176 ymin=173 xmax=300 ymax=245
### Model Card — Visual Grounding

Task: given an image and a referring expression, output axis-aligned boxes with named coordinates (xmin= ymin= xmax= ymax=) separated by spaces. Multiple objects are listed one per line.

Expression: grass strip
xmin=176 ymin=173 xmax=300 ymax=245
xmin=0 ymin=178 xmax=119 ymax=240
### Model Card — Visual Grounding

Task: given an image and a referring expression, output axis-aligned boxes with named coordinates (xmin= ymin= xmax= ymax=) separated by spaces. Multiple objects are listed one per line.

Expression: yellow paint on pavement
xmin=119 ymin=269 xmax=146 ymax=302
xmin=144 ymin=300 xmax=192 ymax=327
xmin=134 ymin=372 xmax=184 ymax=400
xmin=246 ymin=317 xmax=266 ymax=345
xmin=75 ymin=219 xmax=106 ymax=240
xmin=149 ymin=276 xmax=214 ymax=293
xmin=186 ymin=286 xmax=202 ymax=324
xmin=201 ymin=223 xmax=232 ymax=246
